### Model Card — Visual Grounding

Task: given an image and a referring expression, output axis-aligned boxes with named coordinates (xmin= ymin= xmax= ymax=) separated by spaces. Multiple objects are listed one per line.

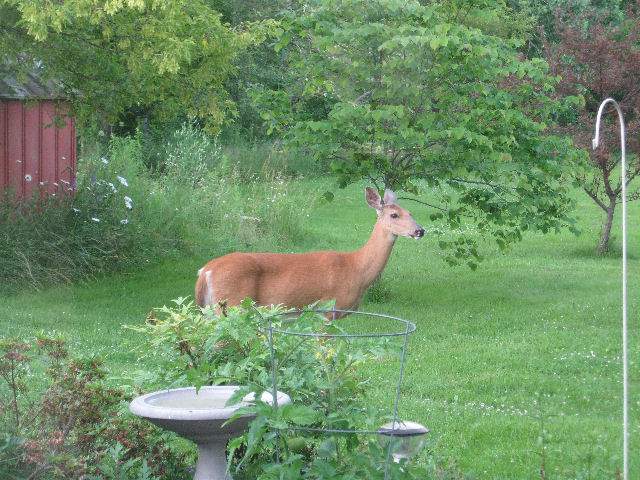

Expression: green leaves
xmin=132 ymin=300 xmax=428 ymax=479
xmin=1 ymin=0 xmax=241 ymax=132
xmin=254 ymin=0 xmax=578 ymax=267
xmin=280 ymin=404 xmax=318 ymax=426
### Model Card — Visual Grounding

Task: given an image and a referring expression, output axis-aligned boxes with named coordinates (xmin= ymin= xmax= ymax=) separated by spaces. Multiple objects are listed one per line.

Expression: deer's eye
xmin=390 ymin=212 xmax=399 ymax=219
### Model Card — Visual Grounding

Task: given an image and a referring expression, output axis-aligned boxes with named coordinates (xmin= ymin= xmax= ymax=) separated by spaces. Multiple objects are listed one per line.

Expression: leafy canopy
xmin=256 ymin=0 xmax=579 ymax=265
xmin=0 ymin=0 xmax=247 ymax=131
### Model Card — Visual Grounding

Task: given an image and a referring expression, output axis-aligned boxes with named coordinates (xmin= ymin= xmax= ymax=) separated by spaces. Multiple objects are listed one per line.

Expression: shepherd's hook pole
xmin=592 ymin=98 xmax=629 ymax=480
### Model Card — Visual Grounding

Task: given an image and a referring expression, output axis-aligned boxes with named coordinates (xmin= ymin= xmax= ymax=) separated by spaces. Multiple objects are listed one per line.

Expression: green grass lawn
xmin=1 ymin=180 xmax=638 ymax=479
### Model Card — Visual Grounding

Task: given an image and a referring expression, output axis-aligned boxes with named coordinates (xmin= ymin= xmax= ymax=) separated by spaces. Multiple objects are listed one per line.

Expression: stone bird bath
xmin=130 ymin=386 xmax=290 ymax=480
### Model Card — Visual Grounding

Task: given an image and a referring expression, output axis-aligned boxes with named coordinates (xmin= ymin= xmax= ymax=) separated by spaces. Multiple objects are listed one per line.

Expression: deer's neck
xmin=353 ymin=221 xmax=396 ymax=290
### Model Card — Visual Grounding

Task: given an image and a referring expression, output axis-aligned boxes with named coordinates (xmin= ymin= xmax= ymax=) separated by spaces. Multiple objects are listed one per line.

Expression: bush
xmin=131 ymin=299 xmax=463 ymax=480
xmin=0 ymin=126 xmax=315 ymax=293
xmin=161 ymin=124 xmax=224 ymax=187
xmin=0 ymin=336 xmax=190 ymax=480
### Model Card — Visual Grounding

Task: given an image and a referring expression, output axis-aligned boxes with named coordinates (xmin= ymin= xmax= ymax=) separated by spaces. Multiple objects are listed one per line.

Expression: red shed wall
xmin=0 ymin=100 xmax=76 ymax=199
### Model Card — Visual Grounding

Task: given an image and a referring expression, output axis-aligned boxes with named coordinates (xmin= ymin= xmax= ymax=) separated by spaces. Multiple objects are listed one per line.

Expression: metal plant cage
xmin=257 ymin=308 xmax=418 ymax=478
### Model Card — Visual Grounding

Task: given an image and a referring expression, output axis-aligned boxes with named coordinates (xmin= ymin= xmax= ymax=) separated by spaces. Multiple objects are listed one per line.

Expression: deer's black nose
xmin=415 ymin=227 xmax=425 ymax=238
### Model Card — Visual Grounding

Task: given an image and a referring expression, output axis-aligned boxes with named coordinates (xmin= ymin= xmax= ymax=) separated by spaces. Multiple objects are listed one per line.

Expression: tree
xmin=544 ymin=3 xmax=640 ymax=254
xmin=257 ymin=0 xmax=578 ymax=266
xmin=508 ymin=0 xmax=630 ymax=56
xmin=210 ymin=0 xmax=304 ymax=140
xmin=0 ymin=0 xmax=242 ymax=133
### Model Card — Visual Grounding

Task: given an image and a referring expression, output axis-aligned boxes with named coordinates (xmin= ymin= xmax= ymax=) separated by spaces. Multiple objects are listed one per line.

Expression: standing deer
xmin=195 ymin=187 xmax=424 ymax=317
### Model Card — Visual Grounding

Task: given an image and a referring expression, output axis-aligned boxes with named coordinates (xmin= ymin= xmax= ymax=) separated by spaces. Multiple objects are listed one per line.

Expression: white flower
xmin=72 ymin=207 xmax=80 ymax=213
xmin=91 ymin=217 xmax=100 ymax=222
xmin=24 ymin=174 xmax=32 ymax=182
xmin=117 ymin=176 xmax=128 ymax=187
xmin=101 ymin=157 xmax=109 ymax=165
xmin=120 ymin=219 xmax=129 ymax=225
xmin=124 ymin=196 xmax=133 ymax=209
xmin=108 ymin=182 xmax=117 ymax=193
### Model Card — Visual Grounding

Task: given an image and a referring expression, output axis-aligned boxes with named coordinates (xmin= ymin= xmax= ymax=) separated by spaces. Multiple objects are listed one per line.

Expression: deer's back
xmin=197 ymin=250 xmax=359 ymax=308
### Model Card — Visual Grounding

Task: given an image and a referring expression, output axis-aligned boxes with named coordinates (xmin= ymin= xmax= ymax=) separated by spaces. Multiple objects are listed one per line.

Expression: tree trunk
xmin=598 ymin=203 xmax=616 ymax=255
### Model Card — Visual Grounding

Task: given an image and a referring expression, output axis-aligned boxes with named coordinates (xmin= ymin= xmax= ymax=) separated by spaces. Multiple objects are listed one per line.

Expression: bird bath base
xmin=130 ymin=386 xmax=290 ymax=480
xmin=193 ymin=440 xmax=231 ymax=480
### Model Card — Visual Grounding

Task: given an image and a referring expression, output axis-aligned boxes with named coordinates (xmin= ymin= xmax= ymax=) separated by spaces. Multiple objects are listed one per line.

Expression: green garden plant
xmin=132 ymin=299 xmax=465 ymax=479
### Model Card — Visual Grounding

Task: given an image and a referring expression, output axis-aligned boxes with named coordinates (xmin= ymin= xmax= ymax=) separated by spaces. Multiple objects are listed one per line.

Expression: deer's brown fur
xmin=195 ymin=188 xmax=424 ymax=316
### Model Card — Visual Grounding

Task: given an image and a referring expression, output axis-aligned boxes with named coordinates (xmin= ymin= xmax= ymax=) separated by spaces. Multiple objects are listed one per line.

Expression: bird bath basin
xmin=130 ymin=386 xmax=290 ymax=480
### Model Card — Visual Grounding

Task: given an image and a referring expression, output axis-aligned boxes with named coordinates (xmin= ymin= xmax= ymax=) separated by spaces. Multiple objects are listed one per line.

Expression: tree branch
xmin=450 ymin=177 xmax=514 ymax=191
xmin=397 ymin=196 xmax=447 ymax=212
xmin=582 ymin=186 xmax=608 ymax=211
xmin=354 ymin=90 xmax=372 ymax=104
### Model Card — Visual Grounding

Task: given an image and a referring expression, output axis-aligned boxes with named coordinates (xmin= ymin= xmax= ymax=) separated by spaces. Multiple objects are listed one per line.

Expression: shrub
xmin=0 ymin=335 xmax=190 ymax=480
xmin=161 ymin=124 xmax=224 ymax=187
xmin=131 ymin=299 xmax=454 ymax=480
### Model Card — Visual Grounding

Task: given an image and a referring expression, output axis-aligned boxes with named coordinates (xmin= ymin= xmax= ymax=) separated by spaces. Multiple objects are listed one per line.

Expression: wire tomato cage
xmin=255 ymin=308 xmax=420 ymax=479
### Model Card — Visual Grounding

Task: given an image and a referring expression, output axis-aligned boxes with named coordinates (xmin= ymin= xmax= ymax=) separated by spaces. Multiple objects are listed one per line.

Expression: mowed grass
xmin=1 ymin=180 xmax=638 ymax=479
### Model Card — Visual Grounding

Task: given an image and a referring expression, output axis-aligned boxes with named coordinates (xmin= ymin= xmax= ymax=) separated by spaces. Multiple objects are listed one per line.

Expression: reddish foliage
xmin=546 ymin=2 xmax=640 ymax=170
xmin=1 ymin=337 xmax=189 ymax=479
xmin=1 ymin=341 xmax=30 ymax=363
xmin=544 ymin=2 xmax=640 ymax=251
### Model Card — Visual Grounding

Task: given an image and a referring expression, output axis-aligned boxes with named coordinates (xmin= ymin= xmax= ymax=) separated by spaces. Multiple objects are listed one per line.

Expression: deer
xmin=195 ymin=187 xmax=424 ymax=318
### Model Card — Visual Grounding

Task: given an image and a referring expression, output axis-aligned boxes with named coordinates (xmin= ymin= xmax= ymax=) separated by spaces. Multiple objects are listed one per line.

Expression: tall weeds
xmin=0 ymin=125 xmax=315 ymax=292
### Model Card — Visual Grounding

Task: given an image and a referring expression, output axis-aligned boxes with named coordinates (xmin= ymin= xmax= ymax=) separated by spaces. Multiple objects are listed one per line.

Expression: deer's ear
xmin=383 ymin=189 xmax=397 ymax=205
xmin=365 ymin=187 xmax=382 ymax=210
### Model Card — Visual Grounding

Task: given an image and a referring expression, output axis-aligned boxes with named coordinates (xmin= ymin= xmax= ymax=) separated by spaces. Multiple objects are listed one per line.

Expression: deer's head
xmin=365 ymin=187 xmax=425 ymax=239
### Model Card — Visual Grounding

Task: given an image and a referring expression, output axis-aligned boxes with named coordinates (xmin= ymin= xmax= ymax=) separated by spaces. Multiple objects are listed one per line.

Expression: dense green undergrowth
xmin=0 ymin=127 xmax=315 ymax=293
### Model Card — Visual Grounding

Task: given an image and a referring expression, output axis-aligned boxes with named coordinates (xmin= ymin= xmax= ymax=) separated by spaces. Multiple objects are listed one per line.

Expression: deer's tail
xmin=195 ymin=268 xmax=213 ymax=307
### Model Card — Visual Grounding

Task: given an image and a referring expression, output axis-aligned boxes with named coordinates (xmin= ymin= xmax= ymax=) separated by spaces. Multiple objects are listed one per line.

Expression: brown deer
xmin=195 ymin=187 xmax=424 ymax=317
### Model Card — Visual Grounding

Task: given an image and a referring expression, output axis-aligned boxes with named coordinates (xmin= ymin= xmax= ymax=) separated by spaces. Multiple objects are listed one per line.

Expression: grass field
xmin=1 ymin=179 xmax=638 ymax=479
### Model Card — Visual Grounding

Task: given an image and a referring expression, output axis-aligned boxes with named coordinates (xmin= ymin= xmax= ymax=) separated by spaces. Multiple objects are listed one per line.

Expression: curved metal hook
xmin=592 ymin=98 xmax=626 ymax=153
xmin=592 ymin=97 xmax=628 ymax=480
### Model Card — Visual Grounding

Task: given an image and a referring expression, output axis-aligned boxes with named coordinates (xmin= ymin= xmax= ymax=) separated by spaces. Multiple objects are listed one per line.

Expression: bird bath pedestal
xmin=130 ymin=386 xmax=290 ymax=480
